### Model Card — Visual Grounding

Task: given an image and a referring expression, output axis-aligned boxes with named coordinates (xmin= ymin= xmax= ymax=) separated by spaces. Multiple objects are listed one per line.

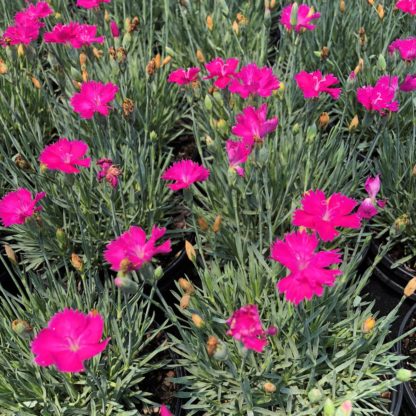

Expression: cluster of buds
xmin=178 ymin=277 xmax=195 ymax=310
xmin=146 ymin=53 xmax=172 ymax=76
xmin=232 ymin=12 xmax=248 ymax=34
xmin=109 ymin=47 xmax=127 ymax=64
xmin=206 ymin=335 xmax=228 ymax=360
xmin=71 ymin=253 xmax=84 ymax=273
xmin=125 ymin=17 xmax=140 ymax=33
xmin=358 ymin=27 xmax=367 ymax=47
xmin=79 ymin=52 xmax=88 ymax=82
xmin=122 ymin=98 xmax=135 ymax=118
xmin=0 ymin=59 xmax=7 ymax=74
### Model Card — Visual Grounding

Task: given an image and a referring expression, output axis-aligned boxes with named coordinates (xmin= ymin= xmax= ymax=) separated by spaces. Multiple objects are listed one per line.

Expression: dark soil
xmin=171 ymin=135 xmax=197 ymax=162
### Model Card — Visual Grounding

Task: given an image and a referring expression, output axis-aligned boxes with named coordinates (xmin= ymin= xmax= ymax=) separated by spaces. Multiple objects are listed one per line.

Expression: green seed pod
xmin=323 ymin=398 xmax=335 ymax=416
xmin=56 ymin=228 xmax=67 ymax=249
xmin=308 ymin=388 xmax=322 ymax=403
xmin=396 ymin=369 xmax=412 ymax=382
xmin=204 ymin=94 xmax=213 ymax=112
xmin=154 ymin=266 xmax=164 ymax=280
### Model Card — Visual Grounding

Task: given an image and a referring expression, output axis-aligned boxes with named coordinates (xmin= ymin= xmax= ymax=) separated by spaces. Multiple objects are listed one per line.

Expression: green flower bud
xmin=290 ymin=2 xmax=299 ymax=27
xmin=377 ymin=54 xmax=386 ymax=72
xmin=323 ymin=398 xmax=335 ymax=416
xmin=114 ymin=276 xmax=139 ymax=293
xmin=292 ymin=123 xmax=300 ymax=134
xmin=165 ymin=46 xmax=175 ymax=57
xmin=56 ymin=228 xmax=67 ymax=249
xmin=149 ymin=130 xmax=158 ymax=141
xmin=154 ymin=266 xmax=164 ymax=280
xmin=204 ymin=94 xmax=213 ymax=111
xmin=308 ymin=388 xmax=322 ymax=403
xmin=213 ymin=342 xmax=228 ymax=361
xmin=306 ymin=124 xmax=317 ymax=143
xmin=396 ymin=369 xmax=412 ymax=382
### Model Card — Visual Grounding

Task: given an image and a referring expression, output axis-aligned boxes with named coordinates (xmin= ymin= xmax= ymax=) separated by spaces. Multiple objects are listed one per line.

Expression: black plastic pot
xmin=398 ymin=303 xmax=416 ymax=414
xmin=369 ymin=241 xmax=416 ymax=302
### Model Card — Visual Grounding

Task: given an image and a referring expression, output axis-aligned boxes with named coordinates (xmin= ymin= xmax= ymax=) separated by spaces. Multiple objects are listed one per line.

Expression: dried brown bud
xmin=319 ymin=112 xmax=330 ymax=129
xmin=178 ymin=277 xmax=195 ymax=294
xmin=196 ymin=49 xmax=205 ymax=63
xmin=15 ymin=154 xmax=31 ymax=170
xmin=358 ymin=27 xmax=366 ymax=47
xmin=127 ymin=16 xmax=140 ymax=32
xmin=263 ymin=382 xmax=277 ymax=393
xmin=81 ymin=69 xmax=88 ymax=82
xmin=122 ymin=98 xmax=135 ymax=117
xmin=0 ymin=59 xmax=8 ymax=74
xmin=236 ymin=13 xmax=248 ymax=25
xmin=368 ymin=0 xmax=375 ymax=5
xmin=192 ymin=314 xmax=205 ymax=328
xmin=339 ymin=0 xmax=345 ymax=12
xmin=404 ymin=277 xmax=416 ymax=297
xmin=412 ymin=164 xmax=416 ymax=177
xmin=4 ymin=244 xmax=17 ymax=265
xmin=104 ymin=10 xmax=111 ymax=22
xmin=212 ymin=215 xmax=222 ymax=233
xmin=354 ymin=58 xmax=364 ymax=75
xmin=206 ymin=335 xmax=219 ymax=355
xmin=17 ymin=44 xmax=25 ymax=57
xmin=12 ymin=319 xmax=32 ymax=336
xmin=162 ymin=55 xmax=172 ymax=66
xmin=109 ymin=46 xmax=117 ymax=59
xmin=93 ymin=47 xmax=103 ymax=59
xmin=31 ymin=77 xmax=41 ymax=89
xmin=180 ymin=294 xmax=191 ymax=309
xmin=154 ymin=53 xmax=162 ymax=69
xmin=119 ymin=258 xmax=132 ymax=274
xmin=146 ymin=59 xmax=156 ymax=76
xmin=232 ymin=20 xmax=239 ymax=34
xmin=72 ymin=80 xmax=82 ymax=90
xmin=198 ymin=217 xmax=209 ymax=232
xmin=185 ymin=240 xmax=196 ymax=262
xmin=71 ymin=253 xmax=84 ymax=272
xmin=362 ymin=316 xmax=376 ymax=333
xmin=349 ymin=115 xmax=359 ymax=131
xmin=376 ymin=4 xmax=385 ymax=19
xmin=79 ymin=52 xmax=87 ymax=67
xmin=116 ymin=47 xmax=127 ymax=62
xmin=206 ymin=15 xmax=214 ymax=31
xmin=320 ymin=46 xmax=330 ymax=59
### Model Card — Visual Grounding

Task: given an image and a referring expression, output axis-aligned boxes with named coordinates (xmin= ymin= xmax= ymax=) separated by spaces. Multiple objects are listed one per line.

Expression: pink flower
xmin=226 ymin=140 xmax=252 ymax=177
xmin=31 ymin=308 xmax=110 ymax=373
xmin=1 ymin=22 xmax=41 ymax=46
xmin=168 ymin=67 xmax=200 ymax=85
xmin=44 ymin=23 xmax=105 ymax=48
xmin=104 ymin=225 xmax=172 ymax=272
xmin=231 ymin=104 xmax=278 ymax=145
xmin=229 ymin=63 xmax=280 ymax=98
xmin=162 ymin=160 xmax=210 ymax=191
xmin=226 ymin=305 xmax=277 ymax=353
xmin=388 ymin=38 xmax=416 ymax=61
xmin=400 ymin=74 xmax=416 ymax=92
xmin=76 ymin=0 xmax=111 ymax=8
xmin=396 ymin=0 xmax=416 ymax=15
xmin=110 ymin=21 xmax=120 ymax=38
xmin=357 ymin=175 xmax=386 ymax=219
xmin=70 ymin=81 xmax=118 ymax=119
xmin=15 ymin=1 xmax=53 ymax=25
xmin=357 ymin=75 xmax=399 ymax=115
xmin=292 ymin=190 xmax=362 ymax=241
xmin=97 ymin=158 xmax=121 ymax=188
xmin=204 ymin=57 xmax=239 ymax=89
xmin=280 ymin=3 xmax=321 ymax=32
xmin=294 ymin=70 xmax=342 ymax=100
xmin=160 ymin=405 xmax=173 ymax=416
xmin=39 ymin=138 xmax=91 ymax=174
xmin=0 ymin=188 xmax=45 ymax=227
xmin=271 ymin=231 xmax=342 ymax=305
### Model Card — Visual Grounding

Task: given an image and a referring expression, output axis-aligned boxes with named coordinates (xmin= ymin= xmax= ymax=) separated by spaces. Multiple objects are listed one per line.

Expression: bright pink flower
xmin=280 ymin=3 xmax=321 ymax=32
xmin=231 ymin=104 xmax=278 ymax=145
xmin=357 ymin=175 xmax=386 ymax=219
xmin=110 ymin=21 xmax=120 ymax=38
xmin=226 ymin=140 xmax=252 ymax=177
xmin=357 ymin=75 xmax=399 ymax=115
xmin=396 ymin=0 xmax=416 ymax=15
xmin=76 ymin=0 xmax=111 ymax=8
xmin=271 ymin=231 xmax=342 ymax=305
xmin=104 ymin=225 xmax=172 ymax=272
xmin=97 ymin=158 xmax=121 ymax=188
xmin=39 ymin=138 xmax=91 ymax=174
xmin=168 ymin=67 xmax=200 ymax=85
xmin=70 ymin=81 xmax=118 ymax=119
xmin=160 ymin=405 xmax=173 ymax=416
xmin=1 ymin=22 xmax=41 ymax=46
xmin=204 ymin=57 xmax=239 ymax=89
xmin=292 ymin=190 xmax=362 ymax=241
xmin=0 ymin=188 xmax=45 ymax=227
xmin=162 ymin=160 xmax=210 ymax=191
xmin=44 ymin=23 xmax=104 ymax=48
xmin=15 ymin=2 xmax=53 ymax=25
xmin=400 ymin=74 xmax=416 ymax=92
xmin=389 ymin=38 xmax=416 ymax=61
xmin=294 ymin=70 xmax=342 ymax=100
xmin=31 ymin=308 xmax=110 ymax=373
xmin=229 ymin=63 xmax=280 ymax=98
xmin=227 ymin=305 xmax=277 ymax=353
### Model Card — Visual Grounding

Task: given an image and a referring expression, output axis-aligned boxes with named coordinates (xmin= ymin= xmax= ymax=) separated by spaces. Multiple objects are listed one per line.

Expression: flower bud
xmin=180 ymin=294 xmax=191 ymax=309
xmin=393 ymin=214 xmax=410 ymax=234
xmin=150 ymin=131 xmax=158 ymax=141
xmin=319 ymin=112 xmax=330 ymax=129
xmin=185 ymin=240 xmax=196 ymax=263
xmin=263 ymin=382 xmax=277 ymax=393
xmin=4 ymin=243 xmax=17 ymax=265
xmin=206 ymin=15 xmax=214 ymax=30
xmin=377 ymin=54 xmax=386 ymax=72
xmin=324 ymin=398 xmax=336 ymax=416
xmin=17 ymin=44 xmax=25 ymax=57
xmin=232 ymin=20 xmax=239 ymax=34
xmin=339 ymin=0 xmax=345 ymax=13
xmin=93 ymin=47 xmax=103 ymax=59
xmin=198 ymin=216 xmax=209 ymax=231
xmin=154 ymin=266 xmax=163 ymax=280
xmin=206 ymin=335 xmax=218 ymax=355
xmin=104 ymin=10 xmax=110 ymax=22
xmin=122 ymin=98 xmax=135 ymax=117
xmin=196 ymin=49 xmax=205 ymax=63
xmin=12 ymin=319 xmax=32 ymax=337
xmin=213 ymin=341 xmax=228 ymax=361
xmin=335 ymin=400 xmax=352 ymax=416
xmin=321 ymin=46 xmax=330 ymax=60
xmin=204 ymin=94 xmax=213 ymax=112
xmin=290 ymin=2 xmax=299 ymax=27
xmin=292 ymin=123 xmax=300 ymax=134
xmin=308 ymin=388 xmax=322 ymax=403
xmin=404 ymin=277 xmax=416 ymax=297
xmin=31 ymin=77 xmax=41 ymax=89
xmin=71 ymin=253 xmax=84 ymax=272
xmin=306 ymin=124 xmax=317 ymax=143
xmin=162 ymin=55 xmax=172 ymax=66
xmin=79 ymin=52 xmax=87 ymax=67
xmin=348 ymin=115 xmax=359 ymax=131
xmin=192 ymin=313 xmax=205 ymax=328
xmin=412 ymin=164 xmax=416 ymax=176
xmin=362 ymin=316 xmax=376 ymax=333
xmin=119 ymin=258 xmax=133 ymax=274
xmin=0 ymin=59 xmax=8 ymax=74
xmin=368 ymin=0 xmax=375 ymax=4
xmin=376 ymin=4 xmax=385 ymax=19
xmin=178 ymin=278 xmax=195 ymax=294
xmin=56 ymin=228 xmax=67 ymax=249
xmin=114 ymin=276 xmax=139 ymax=292
xmin=396 ymin=368 xmax=412 ymax=382
xmin=212 ymin=215 xmax=222 ymax=233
